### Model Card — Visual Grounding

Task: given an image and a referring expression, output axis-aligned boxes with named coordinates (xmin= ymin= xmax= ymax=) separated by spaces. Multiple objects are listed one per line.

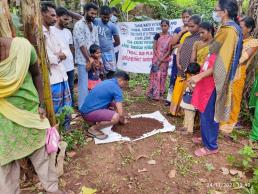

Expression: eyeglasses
xmin=214 ymin=8 xmax=223 ymax=12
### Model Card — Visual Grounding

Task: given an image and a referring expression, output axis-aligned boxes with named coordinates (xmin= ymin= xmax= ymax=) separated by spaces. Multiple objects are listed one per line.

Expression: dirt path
xmin=21 ymin=81 xmax=251 ymax=194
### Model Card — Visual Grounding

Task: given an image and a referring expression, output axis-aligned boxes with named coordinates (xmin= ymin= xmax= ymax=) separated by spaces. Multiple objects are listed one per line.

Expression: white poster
xmin=117 ymin=19 xmax=183 ymax=74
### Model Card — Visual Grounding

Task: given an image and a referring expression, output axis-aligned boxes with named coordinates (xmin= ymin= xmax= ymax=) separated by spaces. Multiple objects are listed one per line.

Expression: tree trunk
xmin=237 ymin=0 xmax=243 ymax=15
xmin=242 ymin=0 xmax=258 ymax=107
xmin=21 ymin=0 xmax=57 ymax=126
xmin=248 ymin=0 xmax=258 ymax=38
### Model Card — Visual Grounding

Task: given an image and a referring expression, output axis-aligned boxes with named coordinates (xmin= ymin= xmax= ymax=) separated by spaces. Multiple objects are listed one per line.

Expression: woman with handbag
xmin=146 ymin=20 xmax=172 ymax=100
xmin=0 ymin=37 xmax=66 ymax=194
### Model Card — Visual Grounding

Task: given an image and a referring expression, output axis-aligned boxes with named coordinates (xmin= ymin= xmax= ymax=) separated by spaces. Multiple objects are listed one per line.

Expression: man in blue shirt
xmin=80 ymin=71 xmax=129 ymax=140
xmin=94 ymin=6 xmax=120 ymax=79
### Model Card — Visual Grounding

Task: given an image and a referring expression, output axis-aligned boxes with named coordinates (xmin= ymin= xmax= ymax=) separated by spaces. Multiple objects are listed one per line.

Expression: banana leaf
xmin=0 ymin=0 xmax=14 ymax=37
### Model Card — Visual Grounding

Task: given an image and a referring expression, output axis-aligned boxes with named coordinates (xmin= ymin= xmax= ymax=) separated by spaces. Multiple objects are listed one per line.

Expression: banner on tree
xmin=117 ymin=19 xmax=183 ymax=74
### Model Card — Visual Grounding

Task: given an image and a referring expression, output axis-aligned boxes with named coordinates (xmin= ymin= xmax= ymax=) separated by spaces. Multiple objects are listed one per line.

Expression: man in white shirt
xmin=41 ymin=3 xmax=72 ymax=131
xmin=52 ymin=7 xmax=75 ymax=107
xmin=73 ymin=3 xmax=99 ymax=109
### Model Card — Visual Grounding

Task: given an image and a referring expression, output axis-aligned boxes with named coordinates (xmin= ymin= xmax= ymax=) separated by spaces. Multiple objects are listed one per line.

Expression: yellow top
xmin=0 ymin=37 xmax=50 ymax=129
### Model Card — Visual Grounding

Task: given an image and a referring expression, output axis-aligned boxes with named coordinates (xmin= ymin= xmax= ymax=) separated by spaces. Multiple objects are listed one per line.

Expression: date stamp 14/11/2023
xmin=206 ymin=182 xmax=251 ymax=189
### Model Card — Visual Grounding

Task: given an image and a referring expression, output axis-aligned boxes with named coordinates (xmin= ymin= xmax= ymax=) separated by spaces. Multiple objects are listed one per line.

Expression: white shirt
xmin=43 ymin=25 xmax=68 ymax=85
xmin=51 ymin=26 xmax=74 ymax=72
xmin=73 ymin=18 xmax=99 ymax=65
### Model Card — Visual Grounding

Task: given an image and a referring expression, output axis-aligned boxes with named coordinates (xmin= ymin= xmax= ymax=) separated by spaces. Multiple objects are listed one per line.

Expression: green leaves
xmin=122 ymin=0 xmax=138 ymax=13
xmin=110 ymin=0 xmax=163 ymax=13
xmin=175 ymin=0 xmax=196 ymax=6
xmin=239 ymin=146 xmax=256 ymax=158
xmin=109 ymin=0 xmax=122 ymax=7
xmin=227 ymin=145 xmax=258 ymax=193
xmin=205 ymin=163 xmax=215 ymax=172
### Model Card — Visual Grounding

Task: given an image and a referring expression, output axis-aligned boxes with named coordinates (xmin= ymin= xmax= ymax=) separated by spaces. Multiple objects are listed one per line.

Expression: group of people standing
xmin=41 ymin=2 xmax=121 ymax=131
xmin=147 ymin=0 xmax=258 ymax=156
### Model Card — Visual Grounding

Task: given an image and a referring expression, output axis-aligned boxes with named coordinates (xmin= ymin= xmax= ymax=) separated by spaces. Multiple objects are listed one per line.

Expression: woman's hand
xmin=255 ymin=92 xmax=258 ymax=97
xmin=38 ymin=107 xmax=46 ymax=120
xmin=156 ymin=59 xmax=162 ymax=66
xmin=181 ymin=26 xmax=188 ymax=33
xmin=187 ymin=74 xmax=202 ymax=85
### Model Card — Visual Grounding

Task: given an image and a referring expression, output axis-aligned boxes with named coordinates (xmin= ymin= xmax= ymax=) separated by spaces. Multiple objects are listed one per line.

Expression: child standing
xmin=179 ymin=62 xmax=200 ymax=133
xmin=87 ymin=44 xmax=104 ymax=90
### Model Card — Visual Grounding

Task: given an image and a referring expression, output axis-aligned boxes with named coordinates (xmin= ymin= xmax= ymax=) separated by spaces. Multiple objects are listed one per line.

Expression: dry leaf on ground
xmin=147 ymin=160 xmax=156 ymax=165
xmin=168 ymin=169 xmax=176 ymax=178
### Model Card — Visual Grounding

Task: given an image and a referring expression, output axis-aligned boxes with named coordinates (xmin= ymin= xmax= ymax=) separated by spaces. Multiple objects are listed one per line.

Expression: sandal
xmin=192 ymin=136 xmax=202 ymax=144
xmin=86 ymin=129 xmax=108 ymax=140
xmin=194 ymin=147 xmax=218 ymax=157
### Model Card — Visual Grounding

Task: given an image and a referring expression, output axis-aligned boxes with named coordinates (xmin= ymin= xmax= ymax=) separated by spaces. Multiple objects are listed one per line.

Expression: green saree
xmin=0 ymin=44 xmax=46 ymax=166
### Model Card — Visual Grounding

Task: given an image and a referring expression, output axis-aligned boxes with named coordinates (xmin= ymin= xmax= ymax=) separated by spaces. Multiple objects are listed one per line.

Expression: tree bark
xmin=242 ymin=0 xmax=258 ymax=107
xmin=248 ymin=0 xmax=258 ymax=38
xmin=21 ymin=0 xmax=57 ymax=126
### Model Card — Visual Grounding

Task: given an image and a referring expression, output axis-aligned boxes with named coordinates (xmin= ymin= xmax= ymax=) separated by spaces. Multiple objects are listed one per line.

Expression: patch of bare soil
xmin=112 ymin=117 xmax=163 ymax=139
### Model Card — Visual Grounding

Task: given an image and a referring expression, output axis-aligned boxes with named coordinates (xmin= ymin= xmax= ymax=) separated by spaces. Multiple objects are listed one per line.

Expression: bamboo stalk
xmin=21 ymin=0 xmax=56 ymax=126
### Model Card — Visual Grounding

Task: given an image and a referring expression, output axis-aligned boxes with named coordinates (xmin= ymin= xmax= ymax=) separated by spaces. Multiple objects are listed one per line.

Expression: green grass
xmin=172 ymin=147 xmax=199 ymax=176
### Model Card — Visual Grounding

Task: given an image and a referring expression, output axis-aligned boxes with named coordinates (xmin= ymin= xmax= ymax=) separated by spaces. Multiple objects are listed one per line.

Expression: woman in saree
xmin=0 ymin=37 xmax=66 ymax=194
xmin=146 ymin=20 xmax=172 ymax=100
xmin=165 ymin=9 xmax=192 ymax=106
xmin=177 ymin=22 xmax=215 ymax=133
xmin=220 ymin=16 xmax=258 ymax=134
xmin=189 ymin=0 xmax=242 ymax=156
xmin=191 ymin=22 xmax=215 ymax=66
xmin=169 ymin=15 xmax=201 ymax=115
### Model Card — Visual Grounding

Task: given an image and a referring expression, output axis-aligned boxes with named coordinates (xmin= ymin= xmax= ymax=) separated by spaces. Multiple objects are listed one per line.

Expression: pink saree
xmin=146 ymin=34 xmax=172 ymax=100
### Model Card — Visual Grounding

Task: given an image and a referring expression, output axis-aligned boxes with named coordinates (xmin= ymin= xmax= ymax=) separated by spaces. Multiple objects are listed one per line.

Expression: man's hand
xmin=59 ymin=52 xmax=67 ymax=61
xmin=119 ymin=116 xmax=129 ymax=124
xmin=124 ymin=118 xmax=129 ymax=124
xmin=255 ymin=92 xmax=258 ymax=97
xmin=38 ymin=107 xmax=46 ymax=120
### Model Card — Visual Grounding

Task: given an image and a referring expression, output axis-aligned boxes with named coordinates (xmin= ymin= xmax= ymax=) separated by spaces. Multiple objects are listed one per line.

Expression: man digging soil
xmin=80 ymin=71 xmax=130 ymax=140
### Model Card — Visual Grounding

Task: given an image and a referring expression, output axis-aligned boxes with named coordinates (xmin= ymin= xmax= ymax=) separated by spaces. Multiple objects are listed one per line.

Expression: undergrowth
xmin=227 ymin=146 xmax=258 ymax=193
xmin=56 ymin=106 xmax=86 ymax=151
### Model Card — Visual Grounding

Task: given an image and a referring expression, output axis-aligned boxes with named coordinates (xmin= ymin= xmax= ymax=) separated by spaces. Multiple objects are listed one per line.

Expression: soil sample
xmin=111 ymin=117 xmax=164 ymax=139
